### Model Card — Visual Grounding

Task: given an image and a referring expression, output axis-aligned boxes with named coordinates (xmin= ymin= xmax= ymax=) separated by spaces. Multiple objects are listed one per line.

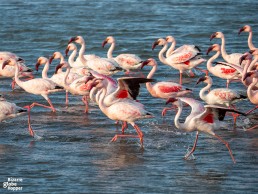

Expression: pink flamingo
xmin=102 ymin=36 xmax=143 ymax=74
xmin=166 ymin=97 xmax=245 ymax=163
xmin=210 ymin=31 xmax=248 ymax=66
xmin=238 ymin=25 xmax=257 ymax=50
xmin=140 ymin=58 xmax=192 ymax=115
xmin=152 ymin=38 xmax=206 ymax=85
xmin=206 ymin=44 xmax=241 ymax=88
xmin=196 ymin=75 xmax=246 ymax=124
xmin=90 ymin=78 xmax=154 ymax=146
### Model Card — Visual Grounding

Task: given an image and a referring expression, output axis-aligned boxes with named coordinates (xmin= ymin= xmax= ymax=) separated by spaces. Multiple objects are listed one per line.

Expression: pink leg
xmin=184 ymin=131 xmax=199 ymax=159
xmin=24 ymin=106 xmax=35 ymax=137
xmin=65 ymin=90 xmax=69 ymax=107
xmin=162 ymin=106 xmax=174 ymax=116
xmin=121 ymin=121 xmax=128 ymax=134
xmin=179 ymin=72 xmax=183 ymax=85
xmin=214 ymin=134 xmax=236 ymax=163
xmin=246 ymin=124 xmax=258 ymax=131
xmin=81 ymin=95 xmax=89 ymax=113
xmin=25 ymin=99 xmax=56 ymax=112
xmin=246 ymin=105 xmax=258 ymax=115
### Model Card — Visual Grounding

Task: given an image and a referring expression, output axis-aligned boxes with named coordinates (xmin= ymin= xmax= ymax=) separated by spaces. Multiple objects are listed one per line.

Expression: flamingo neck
xmin=206 ymin=51 xmax=220 ymax=71
xmin=64 ymin=66 xmax=71 ymax=88
xmin=174 ymin=103 xmax=184 ymax=130
xmin=199 ymin=82 xmax=211 ymax=103
xmin=248 ymin=31 xmax=256 ymax=50
xmin=107 ymin=42 xmax=115 ymax=58
xmin=242 ymin=60 xmax=252 ymax=82
xmin=220 ymin=36 xmax=229 ymax=60
xmin=166 ymin=40 xmax=176 ymax=57
xmin=248 ymin=56 xmax=258 ymax=72
xmin=145 ymin=64 xmax=157 ymax=96
xmin=41 ymin=61 xmax=50 ymax=79
xmin=14 ymin=63 xmax=23 ymax=87
xmin=158 ymin=43 xmax=168 ymax=65
xmin=98 ymin=86 xmax=108 ymax=114
xmin=78 ymin=42 xmax=87 ymax=65
xmin=68 ymin=49 xmax=77 ymax=68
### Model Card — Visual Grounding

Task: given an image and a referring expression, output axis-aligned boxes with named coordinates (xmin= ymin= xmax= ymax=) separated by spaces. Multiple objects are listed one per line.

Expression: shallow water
xmin=0 ymin=0 xmax=258 ymax=193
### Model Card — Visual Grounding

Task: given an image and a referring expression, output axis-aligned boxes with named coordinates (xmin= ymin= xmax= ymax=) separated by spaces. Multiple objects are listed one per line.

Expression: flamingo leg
xmin=246 ymin=105 xmax=258 ymax=115
xmin=179 ymin=72 xmax=183 ymax=85
xmin=121 ymin=121 xmax=128 ymax=134
xmin=214 ymin=134 xmax=236 ymax=163
xmin=81 ymin=95 xmax=89 ymax=113
xmin=184 ymin=131 xmax=199 ymax=160
xmin=27 ymin=99 xmax=56 ymax=112
xmin=162 ymin=106 xmax=175 ymax=116
xmin=24 ymin=105 xmax=35 ymax=137
xmin=65 ymin=90 xmax=69 ymax=108
xmin=194 ymin=67 xmax=209 ymax=76
xmin=245 ymin=124 xmax=258 ymax=131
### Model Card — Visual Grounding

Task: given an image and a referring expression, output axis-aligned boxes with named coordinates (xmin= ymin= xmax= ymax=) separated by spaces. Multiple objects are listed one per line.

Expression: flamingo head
xmin=238 ymin=25 xmax=252 ymax=35
xmin=206 ymin=44 xmax=220 ymax=55
xmin=165 ymin=36 xmax=175 ymax=43
xmin=49 ymin=52 xmax=63 ymax=64
xmin=196 ymin=76 xmax=209 ymax=85
xmin=141 ymin=58 xmax=156 ymax=69
xmin=243 ymin=71 xmax=257 ymax=81
xmin=65 ymin=43 xmax=77 ymax=56
xmin=152 ymin=38 xmax=166 ymax=50
xmin=2 ymin=58 xmax=16 ymax=69
xmin=68 ymin=36 xmax=83 ymax=44
xmin=55 ymin=62 xmax=69 ymax=74
xmin=102 ymin=36 xmax=115 ymax=48
xmin=88 ymin=78 xmax=105 ymax=91
xmin=239 ymin=52 xmax=252 ymax=65
xmin=210 ymin=32 xmax=223 ymax=41
xmin=35 ymin=57 xmax=48 ymax=71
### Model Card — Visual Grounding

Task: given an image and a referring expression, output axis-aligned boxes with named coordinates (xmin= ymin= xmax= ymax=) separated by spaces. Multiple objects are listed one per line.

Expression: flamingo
xmin=90 ymin=78 xmax=154 ymax=146
xmin=0 ymin=95 xmax=27 ymax=122
xmin=69 ymin=36 xmax=123 ymax=76
xmin=165 ymin=35 xmax=176 ymax=57
xmin=102 ymin=36 xmax=143 ymax=74
xmin=166 ymin=97 xmax=245 ymax=163
xmin=210 ymin=31 xmax=248 ymax=66
xmin=68 ymin=36 xmax=99 ymax=66
xmin=206 ymin=44 xmax=240 ymax=88
xmin=152 ymin=38 xmax=206 ymax=85
xmin=140 ymin=58 xmax=192 ymax=115
xmin=55 ymin=62 xmax=96 ymax=113
xmin=2 ymin=59 xmax=63 ymax=137
xmin=238 ymin=25 xmax=257 ymax=50
xmin=65 ymin=43 xmax=91 ymax=76
xmin=196 ymin=75 xmax=246 ymax=124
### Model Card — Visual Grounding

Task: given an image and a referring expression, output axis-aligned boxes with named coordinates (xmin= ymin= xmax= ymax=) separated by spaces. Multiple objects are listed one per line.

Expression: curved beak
xmin=206 ymin=45 xmax=214 ymax=55
xmin=140 ymin=59 xmax=150 ymax=69
xmin=196 ymin=76 xmax=206 ymax=85
xmin=249 ymin=49 xmax=256 ymax=55
xmin=239 ymin=54 xmax=247 ymax=65
xmin=2 ymin=60 xmax=11 ymax=69
xmin=49 ymin=56 xmax=54 ymax=64
xmin=102 ymin=40 xmax=108 ymax=48
xmin=238 ymin=27 xmax=245 ymax=35
xmin=152 ymin=40 xmax=159 ymax=50
xmin=35 ymin=61 xmax=41 ymax=71
xmin=243 ymin=71 xmax=254 ymax=81
xmin=165 ymin=98 xmax=177 ymax=105
xmin=210 ymin=33 xmax=217 ymax=41
xmin=65 ymin=47 xmax=69 ymax=57
xmin=55 ymin=63 xmax=65 ymax=74
xmin=68 ymin=37 xmax=77 ymax=44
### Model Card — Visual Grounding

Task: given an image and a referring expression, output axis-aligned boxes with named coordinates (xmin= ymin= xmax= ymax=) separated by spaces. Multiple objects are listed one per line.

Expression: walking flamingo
xmin=238 ymin=25 xmax=257 ymax=50
xmin=210 ymin=31 xmax=247 ymax=66
xmin=140 ymin=58 xmax=192 ymax=115
xmin=89 ymin=78 xmax=154 ymax=146
xmin=152 ymin=38 xmax=206 ymax=85
xmin=166 ymin=97 xmax=245 ymax=163
xmin=206 ymin=44 xmax=240 ymax=88
xmin=102 ymin=36 xmax=143 ymax=74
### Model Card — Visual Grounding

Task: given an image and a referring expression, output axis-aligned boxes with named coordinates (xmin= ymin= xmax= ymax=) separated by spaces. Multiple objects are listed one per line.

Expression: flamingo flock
xmin=1 ymin=25 xmax=258 ymax=164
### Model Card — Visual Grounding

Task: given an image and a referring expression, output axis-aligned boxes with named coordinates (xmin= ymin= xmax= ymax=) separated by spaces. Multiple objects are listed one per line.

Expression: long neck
xmin=207 ymin=50 xmax=220 ymax=70
xmin=248 ymin=31 xmax=255 ymax=50
xmin=158 ymin=43 xmax=168 ymax=65
xmin=79 ymin=42 xmax=87 ymax=65
xmin=174 ymin=104 xmax=183 ymax=129
xmin=242 ymin=59 xmax=252 ymax=82
xmin=247 ymin=78 xmax=258 ymax=102
xmin=247 ymin=56 xmax=258 ymax=72
xmin=166 ymin=40 xmax=176 ymax=57
xmin=145 ymin=64 xmax=156 ymax=95
xmin=14 ymin=63 xmax=24 ymax=87
xmin=107 ymin=42 xmax=115 ymax=58
xmin=41 ymin=61 xmax=49 ymax=79
xmin=220 ymin=36 xmax=229 ymax=60
xmin=68 ymin=49 xmax=77 ymax=67
xmin=98 ymin=86 xmax=108 ymax=114
xmin=199 ymin=82 xmax=211 ymax=102
xmin=64 ymin=67 xmax=71 ymax=88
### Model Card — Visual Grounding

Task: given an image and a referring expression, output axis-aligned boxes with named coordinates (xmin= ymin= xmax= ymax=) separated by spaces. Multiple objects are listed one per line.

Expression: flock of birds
xmin=1 ymin=25 xmax=258 ymax=164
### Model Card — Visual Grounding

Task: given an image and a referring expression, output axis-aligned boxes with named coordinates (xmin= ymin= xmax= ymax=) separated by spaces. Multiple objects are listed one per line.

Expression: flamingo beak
xmin=35 ymin=61 xmax=40 ymax=71
xmin=239 ymin=54 xmax=248 ymax=65
xmin=84 ymin=75 xmax=95 ymax=84
xmin=165 ymin=98 xmax=178 ymax=105
xmin=243 ymin=71 xmax=254 ymax=81
xmin=68 ymin=37 xmax=77 ymax=44
xmin=196 ymin=76 xmax=206 ymax=85
xmin=2 ymin=60 xmax=11 ymax=69
xmin=102 ymin=40 xmax=108 ymax=48
xmin=249 ymin=49 xmax=256 ymax=55
xmin=55 ymin=63 xmax=65 ymax=74
xmin=140 ymin=60 xmax=150 ymax=69
xmin=49 ymin=56 xmax=54 ymax=64
xmin=65 ymin=47 xmax=69 ymax=57
xmin=206 ymin=45 xmax=214 ymax=55
xmin=210 ymin=33 xmax=217 ymax=41
xmin=238 ymin=27 xmax=245 ymax=35
xmin=152 ymin=40 xmax=159 ymax=50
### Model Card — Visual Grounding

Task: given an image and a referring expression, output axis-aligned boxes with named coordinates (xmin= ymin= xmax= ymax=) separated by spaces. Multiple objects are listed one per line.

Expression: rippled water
xmin=0 ymin=0 xmax=258 ymax=193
